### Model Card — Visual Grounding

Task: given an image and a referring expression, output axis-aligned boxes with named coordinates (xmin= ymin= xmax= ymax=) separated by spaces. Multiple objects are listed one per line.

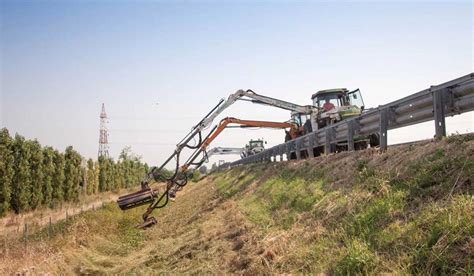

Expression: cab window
xmin=316 ymin=93 xmax=342 ymax=108
xmin=347 ymin=89 xmax=364 ymax=108
xmin=300 ymin=114 xmax=308 ymax=126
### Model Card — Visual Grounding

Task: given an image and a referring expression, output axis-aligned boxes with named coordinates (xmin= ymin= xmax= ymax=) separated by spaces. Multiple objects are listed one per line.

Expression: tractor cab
xmin=286 ymin=111 xmax=313 ymax=140
xmin=243 ymin=139 xmax=266 ymax=157
xmin=290 ymin=111 xmax=309 ymax=127
xmin=248 ymin=139 xmax=265 ymax=151
xmin=312 ymin=88 xmax=365 ymax=110
xmin=311 ymin=88 xmax=365 ymax=128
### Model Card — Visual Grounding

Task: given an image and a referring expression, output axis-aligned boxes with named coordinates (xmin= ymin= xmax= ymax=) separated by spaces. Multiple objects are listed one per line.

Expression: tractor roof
xmin=311 ymin=88 xmax=349 ymax=99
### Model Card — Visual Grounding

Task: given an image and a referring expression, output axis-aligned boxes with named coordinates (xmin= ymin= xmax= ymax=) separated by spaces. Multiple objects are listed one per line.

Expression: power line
xmin=108 ymin=129 xmax=189 ymax=133
xmin=108 ymin=142 xmax=176 ymax=145
xmin=108 ymin=116 xmax=200 ymax=121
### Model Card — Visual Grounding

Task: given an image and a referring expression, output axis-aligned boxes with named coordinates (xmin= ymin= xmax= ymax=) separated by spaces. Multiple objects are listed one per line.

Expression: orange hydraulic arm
xmin=201 ymin=117 xmax=295 ymax=149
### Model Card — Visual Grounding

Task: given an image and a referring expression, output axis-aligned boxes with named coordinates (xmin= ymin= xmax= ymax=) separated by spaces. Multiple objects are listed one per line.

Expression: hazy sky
xmin=1 ymin=0 xmax=473 ymax=167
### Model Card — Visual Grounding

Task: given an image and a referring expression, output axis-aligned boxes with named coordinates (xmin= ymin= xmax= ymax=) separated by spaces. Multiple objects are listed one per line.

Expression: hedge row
xmin=0 ymin=128 xmax=148 ymax=215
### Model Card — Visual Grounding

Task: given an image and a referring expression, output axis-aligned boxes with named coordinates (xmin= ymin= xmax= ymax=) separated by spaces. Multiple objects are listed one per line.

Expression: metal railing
xmin=226 ymin=73 xmax=474 ymax=168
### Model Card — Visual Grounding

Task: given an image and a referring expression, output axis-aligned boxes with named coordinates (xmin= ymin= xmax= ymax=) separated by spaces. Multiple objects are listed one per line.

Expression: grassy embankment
xmin=1 ymin=134 xmax=472 ymax=274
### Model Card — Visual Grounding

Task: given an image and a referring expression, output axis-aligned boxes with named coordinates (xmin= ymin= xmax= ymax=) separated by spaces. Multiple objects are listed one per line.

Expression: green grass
xmin=336 ymin=238 xmax=379 ymax=274
xmin=217 ymin=136 xmax=474 ymax=273
xmin=214 ymin=166 xmax=262 ymax=199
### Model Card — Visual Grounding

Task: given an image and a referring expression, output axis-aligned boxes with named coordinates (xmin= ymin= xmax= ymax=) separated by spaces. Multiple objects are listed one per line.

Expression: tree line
xmin=0 ymin=128 xmax=148 ymax=216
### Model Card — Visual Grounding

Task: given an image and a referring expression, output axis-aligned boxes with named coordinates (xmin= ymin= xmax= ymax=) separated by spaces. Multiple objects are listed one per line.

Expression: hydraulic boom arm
xmin=117 ymin=89 xmax=311 ymax=228
xmin=206 ymin=147 xmax=244 ymax=158
xmin=201 ymin=90 xmax=315 ymax=129
xmin=201 ymin=117 xmax=294 ymax=149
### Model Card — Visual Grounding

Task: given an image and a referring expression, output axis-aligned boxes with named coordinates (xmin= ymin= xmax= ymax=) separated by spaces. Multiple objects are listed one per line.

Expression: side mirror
xmin=361 ymin=106 xmax=365 ymax=111
xmin=265 ymin=141 xmax=268 ymax=144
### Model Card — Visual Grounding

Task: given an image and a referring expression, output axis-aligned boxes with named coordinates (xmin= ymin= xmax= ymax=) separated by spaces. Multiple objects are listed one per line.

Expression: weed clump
xmin=336 ymin=239 xmax=379 ymax=274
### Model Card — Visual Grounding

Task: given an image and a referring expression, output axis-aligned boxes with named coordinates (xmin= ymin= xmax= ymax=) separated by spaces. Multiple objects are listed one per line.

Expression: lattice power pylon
xmin=98 ymin=103 xmax=109 ymax=158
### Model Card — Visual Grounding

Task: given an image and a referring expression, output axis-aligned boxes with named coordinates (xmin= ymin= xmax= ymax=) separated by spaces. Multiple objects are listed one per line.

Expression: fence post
xmin=4 ymin=231 xmax=7 ymax=257
xmin=48 ymin=217 xmax=52 ymax=240
xmin=433 ymin=88 xmax=447 ymax=139
xmin=379 ymin=109 xmax=388 ymax=151
xmin=24 ymin=222 xmax=28 ymax=248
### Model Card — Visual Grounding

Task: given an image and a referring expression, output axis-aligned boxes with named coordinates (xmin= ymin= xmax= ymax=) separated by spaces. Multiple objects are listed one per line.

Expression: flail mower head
xmin=116 ymin=185 xmax=160 ymax=228
xmin=117 ymin=186 xmax=158 ymax=210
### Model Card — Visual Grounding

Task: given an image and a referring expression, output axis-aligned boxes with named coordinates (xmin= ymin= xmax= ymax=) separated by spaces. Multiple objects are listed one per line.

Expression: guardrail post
xmin=379 ymin=109 xmax=388 ymax=151
xmin=433 ymin=88 xmax=446 ymax=139
xmin=295 ymin=139 xmax=302 ymax=160
xmin=307 ymin=133 xmax=315 ymax=158
xmin=286 ymin=142 xmax=291 ymax=160
xmin=347 ymin=121 xmax=355 ymax=151
xmin=325 ymin=128 xmax=335 ymax=154
xmin=314 ymin=132 xmax=319 ymax=156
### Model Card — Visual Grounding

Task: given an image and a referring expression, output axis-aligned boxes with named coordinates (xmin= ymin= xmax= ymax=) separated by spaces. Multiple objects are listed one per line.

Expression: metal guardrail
xmin=226 ymin=73 xmax=474 ymax=168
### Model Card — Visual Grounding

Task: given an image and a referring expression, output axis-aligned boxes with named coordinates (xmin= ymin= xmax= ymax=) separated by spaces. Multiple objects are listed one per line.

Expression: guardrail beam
xmin=229 ymin=73 xmax=473 ymax=168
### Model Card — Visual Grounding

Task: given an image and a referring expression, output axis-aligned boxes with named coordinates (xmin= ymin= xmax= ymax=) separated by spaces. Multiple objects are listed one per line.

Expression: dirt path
xmin=0 ymin=188 xmax=133 ymax=237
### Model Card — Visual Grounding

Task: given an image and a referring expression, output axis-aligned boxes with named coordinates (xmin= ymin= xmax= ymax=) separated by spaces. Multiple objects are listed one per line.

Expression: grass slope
xmin=1 ymin=134 xmax=473 ymax=274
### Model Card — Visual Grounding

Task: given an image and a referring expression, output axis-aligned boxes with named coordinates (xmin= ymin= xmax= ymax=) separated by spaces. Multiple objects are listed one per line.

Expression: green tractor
xmin=241 ymin=139 xmax=267 ymax=158
xmin=309 ymin=88 xmax=379 ymax=150
xmin=312 ymin=88 xmax=364 ymax=127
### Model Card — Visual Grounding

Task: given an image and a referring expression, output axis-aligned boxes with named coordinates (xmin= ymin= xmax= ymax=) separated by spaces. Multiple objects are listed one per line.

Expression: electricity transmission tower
xmin=98 ymin=103 xmax=109 ymax=158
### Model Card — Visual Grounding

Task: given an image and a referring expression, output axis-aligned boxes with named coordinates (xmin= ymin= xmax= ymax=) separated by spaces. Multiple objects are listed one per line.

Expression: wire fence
xmin=1 ymin=202 xmax=108 ymax=255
